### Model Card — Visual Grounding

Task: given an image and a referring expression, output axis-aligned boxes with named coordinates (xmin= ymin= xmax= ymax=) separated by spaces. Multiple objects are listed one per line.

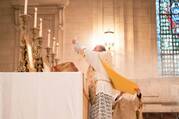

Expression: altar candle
xmin=39 ymin=18 xmax=43 ymax=37
xmin=56 ymin=42 xmax=59 ymax=58
xmin=34 ymin=8 xmax=38 ymax=28
xmin=47 ymin=29 xmax=51 ymax=48
xmin=24 ymin=0 xmax=28 ymax=15
xmin=52 ymin=37 xmax=56 ymax=54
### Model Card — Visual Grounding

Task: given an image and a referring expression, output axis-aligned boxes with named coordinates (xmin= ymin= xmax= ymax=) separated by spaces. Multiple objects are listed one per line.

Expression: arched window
xmin=156 ymin=0 xmax=179 ymax=76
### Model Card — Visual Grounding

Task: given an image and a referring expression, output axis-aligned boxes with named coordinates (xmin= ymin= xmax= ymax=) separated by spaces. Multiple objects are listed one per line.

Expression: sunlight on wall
xmin=90 ymin=33 xmax=104 ymax=48
xmin=90 ymin=32 xmax=116 ymax=50
xmin=90 ymin=30 xmax=126 ymax=75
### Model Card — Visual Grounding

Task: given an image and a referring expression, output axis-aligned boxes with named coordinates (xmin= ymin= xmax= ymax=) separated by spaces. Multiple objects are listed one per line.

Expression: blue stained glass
xmin=156 ymin=0 xmax=179 ymax=76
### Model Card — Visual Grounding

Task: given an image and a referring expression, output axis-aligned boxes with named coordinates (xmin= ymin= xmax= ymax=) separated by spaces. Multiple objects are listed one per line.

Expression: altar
xmin=0 ymin=72 xmax=85 ymax=119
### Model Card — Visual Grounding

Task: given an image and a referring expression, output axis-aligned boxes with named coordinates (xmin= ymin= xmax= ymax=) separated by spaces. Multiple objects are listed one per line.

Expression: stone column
xmin=57 ymin=7 xmax=64 ymax=62
xmin=124 ymin=0 xmax=135 ymax=78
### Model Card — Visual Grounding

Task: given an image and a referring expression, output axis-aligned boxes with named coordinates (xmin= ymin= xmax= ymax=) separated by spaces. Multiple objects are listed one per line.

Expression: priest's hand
xmin=72 ymin=39 xmax=86 ymax=57
xmin=136 ymin=89 xmax=142 ymax=99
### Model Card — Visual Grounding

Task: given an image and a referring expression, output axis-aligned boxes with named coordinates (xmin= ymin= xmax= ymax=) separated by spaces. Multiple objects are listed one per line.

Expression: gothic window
xmin=156 ymin=0 xmax=179 ymax=76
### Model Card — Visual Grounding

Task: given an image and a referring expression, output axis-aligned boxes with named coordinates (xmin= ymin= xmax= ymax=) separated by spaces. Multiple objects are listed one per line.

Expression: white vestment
xmin=74 ymin=44 xmax=116 ymax=119
xmin=112 ymin=93 xmax=143 ymax=119
xmin=84 ymin=49 xmax=114 ymax=96
xmin=74 ymin=43 xmax=115 ymax=96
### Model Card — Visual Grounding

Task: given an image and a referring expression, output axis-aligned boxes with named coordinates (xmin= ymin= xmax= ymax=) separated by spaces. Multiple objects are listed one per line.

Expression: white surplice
xmin=74 ymin=43 xmax=116 ymax=119
xmin=74 ymin=43 xmax=115 ymax=96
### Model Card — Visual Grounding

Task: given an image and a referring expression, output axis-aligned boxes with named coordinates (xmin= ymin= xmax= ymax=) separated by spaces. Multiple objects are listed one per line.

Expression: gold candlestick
xmin=32 ymin=28 xmax=39 ymax=41
xmin=17 ymin=14 xmax=33 ymax=72
xmin=33 ymin=35 xmax=43 ymax=72
xmin=45 ymin=47 xmax=51 ymax=63
xmin=55 ymin=58 xmax=60 ymax=66
xmin=51 ymin=53 xmax=56 ymax=71
xmin=32 ymin=27 xmax=39 ymax=60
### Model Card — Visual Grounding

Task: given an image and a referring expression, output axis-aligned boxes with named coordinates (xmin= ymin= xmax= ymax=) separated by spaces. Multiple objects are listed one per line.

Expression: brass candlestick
xmin=32 ymin=27 xmax=39 ymax=63
xmin=17 ymin=14 xmax=32 ymax=72
xmin=55 ymin=58 xmax=60 ymax=66
xmin=45 ymin=47 xmax=51 ymax=63
xmin=51 ymin=53 xmax=56 ymax=71
xmin=32 ymin=28 xmax=39 ymax=40
xmin=33 ymin=36 xmax=44 ymax=72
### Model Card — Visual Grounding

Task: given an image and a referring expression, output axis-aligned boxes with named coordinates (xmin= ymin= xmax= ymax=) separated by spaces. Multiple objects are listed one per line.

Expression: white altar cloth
xmin=0 ymin=72 xmax=83 ymax=119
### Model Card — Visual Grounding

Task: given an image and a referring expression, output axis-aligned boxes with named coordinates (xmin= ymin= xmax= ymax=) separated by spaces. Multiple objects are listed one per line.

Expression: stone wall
xmin=136 ymin=78 xmax=179 ymax=113
xmin=0 ymin=0 xmax=16 ymax=71
xmin=133 ymin=0 xmax=158 ymax=79
xmin=63 ymin=0 xmax=179 ymax=113
xmin=63 ymin=0 xmax=93 ymax=72
xmin=63 ymin=0 xmax=158 ymax=78
xmin=0 ymin=0 xmax=158 ymax=76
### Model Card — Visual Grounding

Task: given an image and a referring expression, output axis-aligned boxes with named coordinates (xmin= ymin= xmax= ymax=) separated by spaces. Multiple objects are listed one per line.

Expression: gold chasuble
xmin=100 ymin=59 xmax=139 ymax=94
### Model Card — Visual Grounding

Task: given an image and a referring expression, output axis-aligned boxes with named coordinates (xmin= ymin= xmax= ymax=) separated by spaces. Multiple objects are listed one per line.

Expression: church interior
xmin=0 ymin=0 xmax=179 ymax=119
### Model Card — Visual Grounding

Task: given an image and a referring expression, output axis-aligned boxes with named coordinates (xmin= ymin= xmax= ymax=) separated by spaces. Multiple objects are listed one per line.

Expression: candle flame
xmin=35 ymin=7 xmax=37 ymax=11
xmin=56 ymin=42 xmax=59 ymax=46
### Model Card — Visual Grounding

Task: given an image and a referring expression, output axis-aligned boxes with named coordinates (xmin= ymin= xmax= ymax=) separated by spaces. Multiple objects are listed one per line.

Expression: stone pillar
xmin=124 ymin=0 xmax=135 ymax=78
xmin=57 ymin=7 xmax=64 ymax=62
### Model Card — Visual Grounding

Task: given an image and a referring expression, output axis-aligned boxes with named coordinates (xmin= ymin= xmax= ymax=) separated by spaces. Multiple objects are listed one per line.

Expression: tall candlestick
xmin=47 ymin=29 xmax=51 ymax=47
xmin=39 ymin=18 xmax=42 ymax=37
xmin=56 ymin=42 xmax=59 ymax=58
xmin=27 ymin=43 xmax=34 ymax=70
xmin=24 ymin=0 xmax=28 ymax=15
xmin=34 ymin=8 xmax=38 ymax=28
xmin=52 ymin=37 xmax=56 ymax=54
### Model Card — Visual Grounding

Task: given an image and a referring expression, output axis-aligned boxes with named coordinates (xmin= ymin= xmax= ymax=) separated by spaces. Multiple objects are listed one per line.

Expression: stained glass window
xmin=156 ymin=0 xmax=179 ymax=76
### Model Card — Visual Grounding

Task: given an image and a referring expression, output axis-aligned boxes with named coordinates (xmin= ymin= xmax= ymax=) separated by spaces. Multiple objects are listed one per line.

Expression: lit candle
xmin=47 ymin=29 xmax=51 ymax=48
xmin=39 ymin=18 xmax=42 ymax=37
xmin=52 ymin=37 xmax=56 ymax=54
xmin=24 ymin=0 xmax=28 ymax=15
xmin=34 ymin=8 xmax=38 ymax=28
xmin=56 ymin=42 xmax=59 ymax=58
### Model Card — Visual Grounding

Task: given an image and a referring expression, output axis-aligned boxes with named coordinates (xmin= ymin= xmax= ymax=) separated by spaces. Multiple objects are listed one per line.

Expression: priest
xmin=72 ymin=40 xmax=115 ymax=119
xmin=72 ymin=40 xmax=142 ymax=119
